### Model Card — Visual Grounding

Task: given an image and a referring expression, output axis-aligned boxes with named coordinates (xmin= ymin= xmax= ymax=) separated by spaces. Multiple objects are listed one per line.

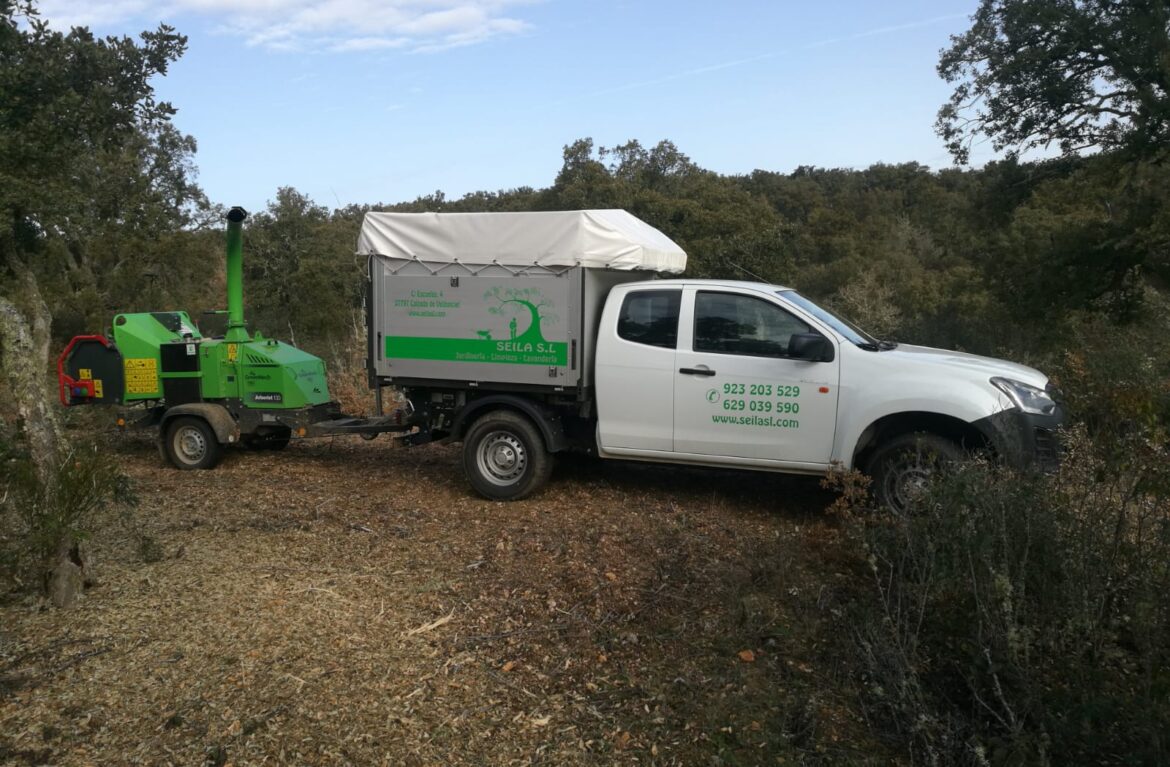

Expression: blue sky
xmin=39 ymin=1 xmax=984 ymax=213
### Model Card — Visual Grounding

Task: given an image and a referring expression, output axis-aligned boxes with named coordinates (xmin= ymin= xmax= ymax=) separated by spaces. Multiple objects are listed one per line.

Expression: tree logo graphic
xmin=483 ymin=286 xmax=559 ymax=345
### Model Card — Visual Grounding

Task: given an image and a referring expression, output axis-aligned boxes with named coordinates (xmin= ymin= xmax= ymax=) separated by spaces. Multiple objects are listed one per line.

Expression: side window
xmin=694 ymin=291 xmax=811 ymax=357
xmin=617 ymin=290 xmax=681 ymax=349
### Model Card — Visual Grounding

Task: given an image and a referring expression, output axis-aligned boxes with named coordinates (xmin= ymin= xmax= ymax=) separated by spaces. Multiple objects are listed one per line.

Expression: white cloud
xmin=35 ymin=0 xmax=536 ymax=53
xmin=35 ymin=0 xmax=157 ymax=29
xmin=329 ymin=36 xmax=409 ymax=53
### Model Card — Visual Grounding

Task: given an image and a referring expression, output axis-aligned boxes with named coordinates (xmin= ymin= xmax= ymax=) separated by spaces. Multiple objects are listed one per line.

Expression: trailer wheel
xmin=164 ymin=416 xmax=223 ymax=470
xmin=463 ymin=411 xmax=552 ymax=501
xmin=866 ymin=432 xmax=964 ymax=513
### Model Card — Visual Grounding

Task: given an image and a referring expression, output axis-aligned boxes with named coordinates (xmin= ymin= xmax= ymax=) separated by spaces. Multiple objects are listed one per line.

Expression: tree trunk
xmin=0 ymin=265 xmax=62 ymax=486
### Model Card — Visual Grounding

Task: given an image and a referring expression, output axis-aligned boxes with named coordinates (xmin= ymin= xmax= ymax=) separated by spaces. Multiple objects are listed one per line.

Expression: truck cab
xmin=593 ymin=280 xmax=1062 ymax=508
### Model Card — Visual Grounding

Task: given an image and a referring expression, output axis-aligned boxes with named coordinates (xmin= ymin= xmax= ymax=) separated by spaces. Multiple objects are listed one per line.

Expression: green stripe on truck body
xmin=386 ymin=336 xmax=568 ymax=367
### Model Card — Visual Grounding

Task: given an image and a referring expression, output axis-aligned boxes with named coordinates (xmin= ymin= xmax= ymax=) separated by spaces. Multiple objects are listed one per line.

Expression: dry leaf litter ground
xmin=2 ymin=427 xmax=889 ymax=765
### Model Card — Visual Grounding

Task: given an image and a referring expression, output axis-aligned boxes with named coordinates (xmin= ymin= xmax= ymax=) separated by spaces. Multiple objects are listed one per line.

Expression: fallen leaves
xmin=403 ymin=609 xmax=455 ymax=637
xmin=0 ymin=432 xmax=883 ymax=765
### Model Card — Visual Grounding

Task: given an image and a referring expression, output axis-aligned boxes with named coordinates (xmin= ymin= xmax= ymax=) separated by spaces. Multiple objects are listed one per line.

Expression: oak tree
xmin=938 ymin=0 xmax=1170 ymax=162
xmin=0 ymin=1 xmax=196 ymax=473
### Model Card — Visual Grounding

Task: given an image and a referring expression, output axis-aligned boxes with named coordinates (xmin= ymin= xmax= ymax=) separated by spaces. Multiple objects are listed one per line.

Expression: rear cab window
xmin=617 ymin=290 xmax=682 ymax=349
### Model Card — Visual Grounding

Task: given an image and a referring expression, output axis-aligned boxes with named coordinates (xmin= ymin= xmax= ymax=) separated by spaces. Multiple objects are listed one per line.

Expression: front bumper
xmin=972 ymin=405 xmax=1065 ymax=471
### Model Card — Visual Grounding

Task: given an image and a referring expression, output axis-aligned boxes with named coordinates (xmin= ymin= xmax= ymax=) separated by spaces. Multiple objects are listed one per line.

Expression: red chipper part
xmin=57 ymin=335 xmax=111 ymax=405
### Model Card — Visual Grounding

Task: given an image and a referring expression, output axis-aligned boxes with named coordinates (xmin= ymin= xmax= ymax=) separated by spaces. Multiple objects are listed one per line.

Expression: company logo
xmin=386 ymin=283 xmax=568 ymax=366
xmin=481 ymin=285 xmax=560 ymax=343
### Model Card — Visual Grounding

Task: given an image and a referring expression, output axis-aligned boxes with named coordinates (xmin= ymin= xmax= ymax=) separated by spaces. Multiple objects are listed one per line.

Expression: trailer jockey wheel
xmin=255 ymin=425 xmax=291 ymax=448
xmin=164 ymin=416 xmax=223 ymax=470
xmin=463 ymin=411 xmax=552 ymax=501
xmin=242 ymin=428 xmax=291 ymax=451
xmin=260 ymin=428 xmax=291 ymax=451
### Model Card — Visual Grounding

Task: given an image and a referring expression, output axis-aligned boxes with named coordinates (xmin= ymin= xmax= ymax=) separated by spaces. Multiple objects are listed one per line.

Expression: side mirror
xmin=788 ymin=333 xmax=834 ymax=362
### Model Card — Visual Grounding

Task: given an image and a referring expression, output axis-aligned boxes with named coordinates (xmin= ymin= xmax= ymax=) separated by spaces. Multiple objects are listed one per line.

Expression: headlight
xmin=990 ymin=377 xmax=1057 ymax=415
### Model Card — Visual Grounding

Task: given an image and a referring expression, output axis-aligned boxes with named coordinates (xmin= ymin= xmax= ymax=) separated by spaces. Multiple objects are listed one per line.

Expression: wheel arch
xmin=160 ymin=403 xmax=240 ymax=446
xmin=852 ymin=411 xmax=994 ymax=472
xmin=451 ymin=395 xmax=567 ymax=453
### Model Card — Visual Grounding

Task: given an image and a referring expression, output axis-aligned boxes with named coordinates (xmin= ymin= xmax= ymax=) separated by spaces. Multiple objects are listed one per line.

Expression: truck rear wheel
xmin=866 ymin=433 xmax=964 ymax=513
xmin=463 ymin=411 xmax=552 ymax=501
xmin=164 ymin=416 xmax=223 ymax=470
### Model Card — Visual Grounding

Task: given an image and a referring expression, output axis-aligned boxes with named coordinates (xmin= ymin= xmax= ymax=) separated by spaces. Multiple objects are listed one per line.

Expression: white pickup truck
xmin=362 ymin=210 xmax=1063 ymax=509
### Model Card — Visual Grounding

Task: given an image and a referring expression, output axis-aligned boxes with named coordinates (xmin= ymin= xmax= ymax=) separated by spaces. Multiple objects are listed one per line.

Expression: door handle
xmin=679 ymin=367 xmax=716 ymax=376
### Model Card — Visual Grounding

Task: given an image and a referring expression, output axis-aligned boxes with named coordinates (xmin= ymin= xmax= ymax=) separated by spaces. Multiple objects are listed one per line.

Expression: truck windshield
xmin=776 ymin=290 xmax=882 ymax=348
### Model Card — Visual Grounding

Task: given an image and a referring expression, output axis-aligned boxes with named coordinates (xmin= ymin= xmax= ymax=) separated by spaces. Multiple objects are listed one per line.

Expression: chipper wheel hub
xmin=163 ymin=416 xmax=223 ymax=470
xmin=175 ymin=424 xmax=208 ymax=462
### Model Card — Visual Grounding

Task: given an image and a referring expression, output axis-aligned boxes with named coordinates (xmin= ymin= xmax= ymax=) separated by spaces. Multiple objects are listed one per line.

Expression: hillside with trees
xmin=2 ymin=0 xmax=1168 ymax=764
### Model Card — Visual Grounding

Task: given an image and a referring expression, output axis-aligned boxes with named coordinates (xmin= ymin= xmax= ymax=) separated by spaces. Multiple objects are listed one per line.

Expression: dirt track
xmin=1 ymin=432 xmax=886 ymax=765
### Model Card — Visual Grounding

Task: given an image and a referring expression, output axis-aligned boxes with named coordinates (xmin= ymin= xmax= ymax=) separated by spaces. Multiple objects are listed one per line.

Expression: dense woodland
xmin=3 ymin=0 xmax=1169 ymax=764
xmin=24 ymin=141 xmax=1168 ymax=395
xmin=21 ymin=134 xmax=1170 ymax=368
xmin=164 ymin=145 xmax=1170 ymax=367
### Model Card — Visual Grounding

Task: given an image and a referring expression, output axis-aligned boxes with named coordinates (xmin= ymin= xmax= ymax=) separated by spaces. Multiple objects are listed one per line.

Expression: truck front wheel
xmin=463 ymin=411 xmax=552 ymax=501
xmin=866 ymin=433 xmax=964 ymax=513
xmin=164 ymin=416 xmax=223 ymax=470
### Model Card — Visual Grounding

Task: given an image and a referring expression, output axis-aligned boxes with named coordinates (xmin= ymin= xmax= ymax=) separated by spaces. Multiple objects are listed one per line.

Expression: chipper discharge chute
xmin=58 ymin=207 xmax=417 ymax=469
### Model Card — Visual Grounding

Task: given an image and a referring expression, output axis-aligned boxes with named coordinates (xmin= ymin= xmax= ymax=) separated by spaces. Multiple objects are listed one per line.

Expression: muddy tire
xmin=164 ymin=416 xmax=223 ymax=470
xmin=463 ymin=411 xmax=552 ymax=501
xmin=866 ymin=433 xmax=964 ymax=513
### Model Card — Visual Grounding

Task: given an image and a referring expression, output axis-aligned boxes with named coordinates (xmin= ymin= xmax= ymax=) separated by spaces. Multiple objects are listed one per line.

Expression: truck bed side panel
xmin=370 ymin=257 xmax=582 ymax=388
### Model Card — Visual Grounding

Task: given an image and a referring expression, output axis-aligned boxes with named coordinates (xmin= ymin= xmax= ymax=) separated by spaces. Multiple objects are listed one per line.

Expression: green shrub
xmin=1052 ymin=303 xmax=1170 ymax=466
xmin=0 ymin=438 xmax=136 ymax=591
xmin=850 ymin=429 xmax=1170 ymax=765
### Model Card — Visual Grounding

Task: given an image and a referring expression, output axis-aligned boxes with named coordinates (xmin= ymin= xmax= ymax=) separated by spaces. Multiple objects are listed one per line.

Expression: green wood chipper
xmin=57 ymin=207 xmax=413 ymax=469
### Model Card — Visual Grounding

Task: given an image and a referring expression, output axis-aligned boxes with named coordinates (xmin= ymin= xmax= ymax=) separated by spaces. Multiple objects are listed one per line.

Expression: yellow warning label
xmin=79 ymin=369 xmax=92 ymax=380
xmin=93 ymin=380 xmax=103 ymax=398
xmin=227 ymin=343 xmax=238 ymax=362
xmin=124 ymin=357 xmax=159 ymax=395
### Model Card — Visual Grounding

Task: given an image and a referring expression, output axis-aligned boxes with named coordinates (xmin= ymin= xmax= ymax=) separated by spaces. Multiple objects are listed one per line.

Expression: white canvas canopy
xmin=356 ymin=209 xmax=687 ymax=273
